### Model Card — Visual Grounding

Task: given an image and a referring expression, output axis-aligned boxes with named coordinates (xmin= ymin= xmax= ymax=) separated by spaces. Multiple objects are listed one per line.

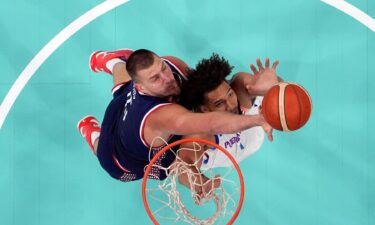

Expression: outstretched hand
xmin=246 ymin=58 xmax=279 ymax=96
xmin=194 ymin=174 xmax=221 ymax=205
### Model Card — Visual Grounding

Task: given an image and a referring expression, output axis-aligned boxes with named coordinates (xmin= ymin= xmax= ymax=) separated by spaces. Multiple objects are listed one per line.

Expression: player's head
xmin=126 ymin=49 xmax=180 ymax=98
xmin=179 ymin=53 xmax=239 ymax=114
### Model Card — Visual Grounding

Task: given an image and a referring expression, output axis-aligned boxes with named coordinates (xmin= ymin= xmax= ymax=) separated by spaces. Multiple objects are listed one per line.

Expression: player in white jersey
xmin=177 ymin=54 xmax=281 ymax=188
xmin=200 ymin=96 xmax=264 ymax=170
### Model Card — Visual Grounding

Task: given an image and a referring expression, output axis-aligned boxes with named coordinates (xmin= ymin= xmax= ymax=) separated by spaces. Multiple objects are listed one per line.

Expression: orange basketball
xmin=261 ymin=82 xmax=312 ymax=131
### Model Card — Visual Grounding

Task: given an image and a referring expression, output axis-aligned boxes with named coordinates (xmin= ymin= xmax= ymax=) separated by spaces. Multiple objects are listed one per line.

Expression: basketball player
xmin=77 ymin=49 xmax=275 ymax=184
xmin=176 ymin=54 xmax=280 ymax=195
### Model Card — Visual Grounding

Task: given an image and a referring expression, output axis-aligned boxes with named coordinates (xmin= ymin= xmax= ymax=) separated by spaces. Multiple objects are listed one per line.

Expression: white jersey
xmin=200 ymin=96 xmax=264 ymax=170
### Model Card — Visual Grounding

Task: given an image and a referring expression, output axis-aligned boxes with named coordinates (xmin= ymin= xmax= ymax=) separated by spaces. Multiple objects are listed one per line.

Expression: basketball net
xmin=142 ymin=137 xmax=245 ymax=225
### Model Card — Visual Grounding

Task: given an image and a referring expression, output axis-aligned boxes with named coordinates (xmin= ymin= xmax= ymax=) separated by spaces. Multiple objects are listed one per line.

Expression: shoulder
xmin=161 ymin=56 xmax=190 ymax=76
xmin=144 ymin=103 xmax=191 ymax=133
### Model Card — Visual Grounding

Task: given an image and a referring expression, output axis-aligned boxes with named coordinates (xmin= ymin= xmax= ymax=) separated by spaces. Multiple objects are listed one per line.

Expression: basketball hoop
xmin=142 ymin=138 xmax=245 ymax=225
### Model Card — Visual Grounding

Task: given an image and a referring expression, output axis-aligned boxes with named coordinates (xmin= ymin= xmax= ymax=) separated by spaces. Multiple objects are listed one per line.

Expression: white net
xmin=143 ymin=138 xmax=244 ymax=225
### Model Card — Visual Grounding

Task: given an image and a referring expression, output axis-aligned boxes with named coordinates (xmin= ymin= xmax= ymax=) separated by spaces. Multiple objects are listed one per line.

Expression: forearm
xmin=175 ymin=112 xmax=263 ymax=135
xmin=204 ymin=113 xmax=263 ymax=135
xmin=154 ymin=104 xmax=264 ymax=137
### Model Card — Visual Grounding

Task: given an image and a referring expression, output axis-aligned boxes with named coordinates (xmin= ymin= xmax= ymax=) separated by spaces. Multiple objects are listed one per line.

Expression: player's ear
xmin=199 ymin=105 xmax=210 ymax=113
xmin=135 ymin=83 xmax=144 ymax=92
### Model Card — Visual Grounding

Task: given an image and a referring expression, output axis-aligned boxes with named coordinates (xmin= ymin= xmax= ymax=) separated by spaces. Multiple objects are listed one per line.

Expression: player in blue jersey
xmin=77 ymin=49 xmax=276 ymax=184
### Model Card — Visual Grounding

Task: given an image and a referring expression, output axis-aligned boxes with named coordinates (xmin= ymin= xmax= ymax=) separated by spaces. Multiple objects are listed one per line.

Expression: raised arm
xmin=230 ymin=58 xmax=282 ymax=108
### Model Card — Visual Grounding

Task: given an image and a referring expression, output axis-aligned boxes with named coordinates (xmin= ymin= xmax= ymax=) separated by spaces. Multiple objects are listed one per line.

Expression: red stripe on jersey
xmin=111 ymin=81 xmax=131 ymax=95
xmin=112 ymin=154 xmax=131 ymax=173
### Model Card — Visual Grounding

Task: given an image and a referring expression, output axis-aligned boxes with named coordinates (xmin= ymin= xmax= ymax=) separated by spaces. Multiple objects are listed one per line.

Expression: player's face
xmin=200 ymin=81 xmax=239 ymax=114
xmin=135 ymin=55 xmax=180 ymax=99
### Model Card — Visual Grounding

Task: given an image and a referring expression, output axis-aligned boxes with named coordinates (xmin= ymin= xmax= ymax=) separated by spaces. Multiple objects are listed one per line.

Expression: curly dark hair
xmin=179 ymin=53 xmax=233 ymax=111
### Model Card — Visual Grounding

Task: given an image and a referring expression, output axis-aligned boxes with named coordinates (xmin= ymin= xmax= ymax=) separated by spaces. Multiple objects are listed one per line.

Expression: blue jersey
xmin=97 ymin=58 xmax=185 ymax=182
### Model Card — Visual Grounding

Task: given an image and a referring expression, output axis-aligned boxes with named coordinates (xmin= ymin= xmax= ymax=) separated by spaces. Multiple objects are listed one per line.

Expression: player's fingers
xmin=250 ymin=64 xmax=258 ymax=74
xmin=265 ymin=58 xmax=270 ymax=68
xmin=214 ymin=175 xmax=221 ymax=188
xmin=272 ymin=60 xmax=279 ymax=70
xmin=256 ymin=58 xmax=264 ymax=71
xmin=216 ymin=178 xmax=221 ymax=186
xmin=267 ymin=129 xmax=274 ymax=142
xmin=195 ymin=194 xmax=202 ymax=205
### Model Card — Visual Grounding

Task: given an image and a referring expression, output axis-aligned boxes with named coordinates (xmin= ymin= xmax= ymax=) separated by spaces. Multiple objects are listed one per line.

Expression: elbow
xmin=230 ymin=72 xmax=248 ymax=85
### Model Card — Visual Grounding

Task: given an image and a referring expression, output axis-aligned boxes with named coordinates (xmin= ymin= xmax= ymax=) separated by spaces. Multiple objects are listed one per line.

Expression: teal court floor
xmin=0 ymin=0 xmax=374 ymax=224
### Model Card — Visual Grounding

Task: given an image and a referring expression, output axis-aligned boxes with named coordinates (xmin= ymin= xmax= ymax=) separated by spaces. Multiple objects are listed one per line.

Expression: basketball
xmin=261 ymin=82 xmax=312 ymax=131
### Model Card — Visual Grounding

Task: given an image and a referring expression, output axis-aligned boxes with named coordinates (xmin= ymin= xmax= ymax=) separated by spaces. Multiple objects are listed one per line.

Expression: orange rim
xmin=142 ymin=137 xmax=245 ymax=225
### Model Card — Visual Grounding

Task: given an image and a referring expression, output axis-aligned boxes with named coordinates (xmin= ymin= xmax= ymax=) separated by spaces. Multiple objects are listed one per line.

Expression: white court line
xmin=0 ymin=0 xmax=130 ymax=129
xmin=321 ymin=0 xmax=375 ymax=32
